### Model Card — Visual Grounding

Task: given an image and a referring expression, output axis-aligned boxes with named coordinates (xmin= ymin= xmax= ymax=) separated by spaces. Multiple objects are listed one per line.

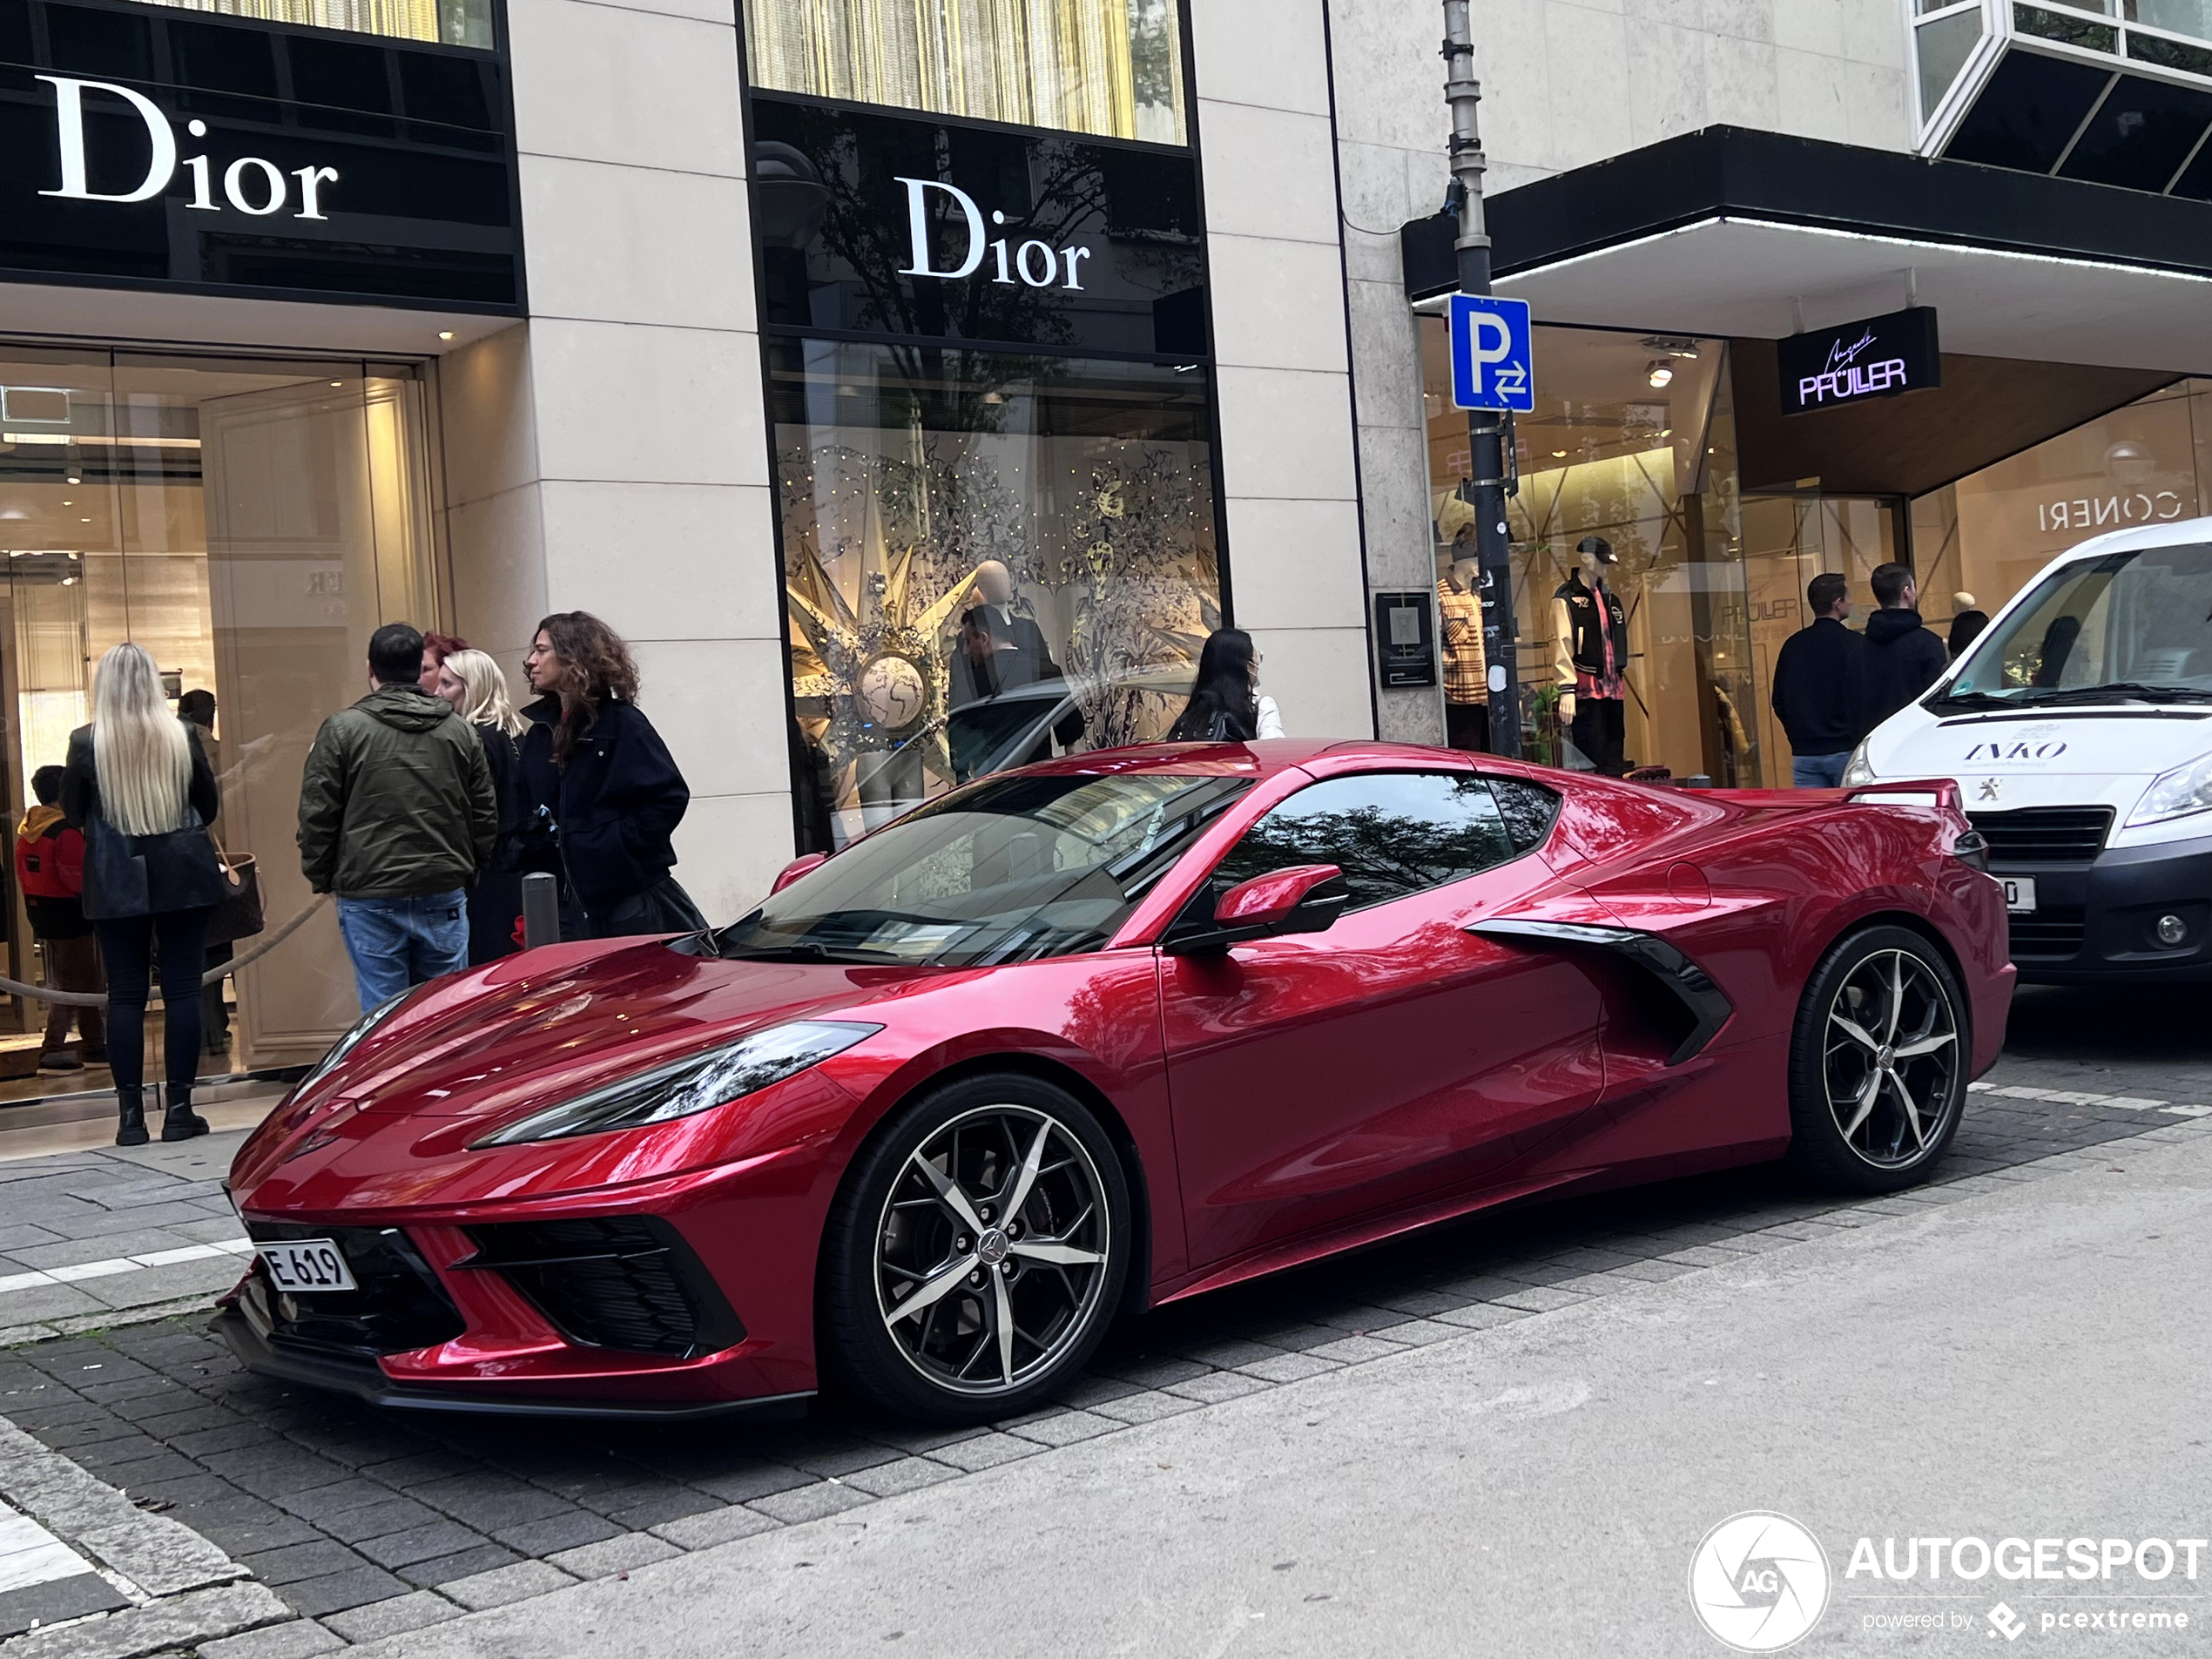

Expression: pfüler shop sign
xmin=0 ymin=9 xmax=520 ymax=310
xmin=1777 ymin=307 xmax=1942 ymax=415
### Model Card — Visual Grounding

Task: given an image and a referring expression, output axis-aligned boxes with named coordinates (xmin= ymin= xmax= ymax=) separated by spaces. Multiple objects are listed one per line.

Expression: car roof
xmin=2033 ymin=511 xmax=2212 ymax=568
xmin=1017 ymin=738 xmax=1526 ymax=781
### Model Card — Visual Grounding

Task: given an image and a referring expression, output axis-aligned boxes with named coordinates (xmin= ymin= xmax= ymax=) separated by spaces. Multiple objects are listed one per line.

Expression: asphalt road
xmin=347 ymin=1105 xmax=2212 ymax=1659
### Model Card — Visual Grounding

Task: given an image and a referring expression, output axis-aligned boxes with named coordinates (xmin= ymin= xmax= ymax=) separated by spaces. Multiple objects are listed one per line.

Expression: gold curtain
xmin=121 ymin=0 xmax=468 ymax=48
xmin=746 ymin=0 xmax=1184 ymax=145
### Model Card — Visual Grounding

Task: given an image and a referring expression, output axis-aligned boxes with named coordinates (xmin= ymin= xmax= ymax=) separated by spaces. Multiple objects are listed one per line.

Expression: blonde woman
xmin=433 ymin=648 xmax=529 ymax=963
xmin=62 ymin=643 xmax=225 ymax=1146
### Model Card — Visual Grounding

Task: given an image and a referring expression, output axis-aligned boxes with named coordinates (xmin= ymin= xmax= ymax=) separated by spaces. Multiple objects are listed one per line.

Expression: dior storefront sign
xmin=894 ymin=177 xmax=1092 ymax=291
xmin=39 ymin=77 xmax=340 ymax=221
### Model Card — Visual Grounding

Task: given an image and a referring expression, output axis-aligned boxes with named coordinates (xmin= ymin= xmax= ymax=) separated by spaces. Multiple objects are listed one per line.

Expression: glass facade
xmin=745 ymin=0 xmax=1187 ymax=145
xmin=1421 ymin=320 xmax=1752 ymax=783
xmin=117 ymin=0 xmax=495 ymax=49
xmin=774 ymin=340 xmax=1220 ymax=850
xmin=0 ymin=347 xmax=440 ymax=1068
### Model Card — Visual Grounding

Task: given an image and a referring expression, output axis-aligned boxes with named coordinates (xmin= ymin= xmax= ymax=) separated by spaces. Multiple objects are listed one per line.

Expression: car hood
xmin=319 ymin=937 xmax=934 ymax=1123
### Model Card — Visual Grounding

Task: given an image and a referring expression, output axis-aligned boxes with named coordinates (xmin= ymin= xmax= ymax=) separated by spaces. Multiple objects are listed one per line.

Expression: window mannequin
xmin=1437 ymin=541 xmax=1489 ymax=752
xmin=1552 ymin=534 xmax=1629 ymax=776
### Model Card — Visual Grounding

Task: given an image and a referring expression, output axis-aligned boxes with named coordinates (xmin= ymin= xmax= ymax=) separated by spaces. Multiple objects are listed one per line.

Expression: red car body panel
xmin=226 ymin=742 xmax=2013 ymax=1413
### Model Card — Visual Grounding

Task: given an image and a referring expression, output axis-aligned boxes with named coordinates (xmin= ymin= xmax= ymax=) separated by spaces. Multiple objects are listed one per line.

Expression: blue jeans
xmin=337 ymin=891 xmax=469 ymax=1012
xmin=1792 ymin=752 xmax=1851 ymax=788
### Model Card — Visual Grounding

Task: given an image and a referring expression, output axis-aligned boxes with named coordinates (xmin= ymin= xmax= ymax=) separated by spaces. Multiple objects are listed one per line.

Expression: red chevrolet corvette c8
xmin=222 ymin=743 xmax=2013 ymax=1423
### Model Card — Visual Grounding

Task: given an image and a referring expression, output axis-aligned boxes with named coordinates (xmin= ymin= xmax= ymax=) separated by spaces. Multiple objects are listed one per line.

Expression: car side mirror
xmin=770 ymin=853 xmax=828 ymax=894
xmin=1166 ymin=863 xmax=1349 ymax=954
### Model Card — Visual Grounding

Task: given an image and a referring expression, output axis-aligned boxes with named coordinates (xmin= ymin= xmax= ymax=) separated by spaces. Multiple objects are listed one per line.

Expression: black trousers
xmin=1570 ymin=697 xmax=1627 ymax=776
xmin=1445 ymin=700 xmax=1490 ymax=752
xmin=93 ymin=907 xmax=213 ymax=1093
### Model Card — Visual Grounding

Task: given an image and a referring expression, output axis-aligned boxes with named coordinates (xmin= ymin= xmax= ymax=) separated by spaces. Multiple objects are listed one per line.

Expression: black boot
xmin=115 ymin=1087 xmax=148 ymax=1148
xmin=159 ymin=1087 xmax=209 ymax=1143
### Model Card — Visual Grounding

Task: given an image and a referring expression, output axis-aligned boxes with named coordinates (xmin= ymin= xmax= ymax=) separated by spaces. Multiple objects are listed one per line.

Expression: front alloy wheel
xmin=823 ymin=1076 xmax=1130 ymax=1422
xmin=1786 ymin=926 xmax=1968 ymax=1192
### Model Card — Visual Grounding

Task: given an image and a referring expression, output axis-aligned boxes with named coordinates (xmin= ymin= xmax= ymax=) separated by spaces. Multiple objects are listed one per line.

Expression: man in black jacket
xmin=1770 ymin=573 xmax=1865 ymax=787
xmin=1853 ymin=562 xmax=1950 ymax=738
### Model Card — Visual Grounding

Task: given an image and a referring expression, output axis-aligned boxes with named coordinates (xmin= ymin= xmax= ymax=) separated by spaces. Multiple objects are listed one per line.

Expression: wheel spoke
xmin=885 ymin=1254 xmax=978 ymax=1327
xmin=916 ymin=1155 xmax=984 ymax=1233
xmin=1008 ymin=1239 xmax=1104 ymax=1266
xmin=1839 ymin=1068 xmax=1883 ymax=1141
xmin=1830 ymin=1014 xmax=1883 ymax=1053
xmin=1001 ymin=1119 xmax=1053 ymax=1222
xmin=1890 ymin=1068 xmax=1926 ymax=1148
xmin=1894 ymin=1030 xmax=1955 ymax=1059
xmin=991 ymin=1267 xmax=1015 ymax=1386
xmin=1884 ymin=954 xmax=1905 ymax=1042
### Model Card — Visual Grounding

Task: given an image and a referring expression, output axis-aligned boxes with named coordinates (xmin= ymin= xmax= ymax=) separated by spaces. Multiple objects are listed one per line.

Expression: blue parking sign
xmin=1448 ymin=293 xmax=1535 ymax=412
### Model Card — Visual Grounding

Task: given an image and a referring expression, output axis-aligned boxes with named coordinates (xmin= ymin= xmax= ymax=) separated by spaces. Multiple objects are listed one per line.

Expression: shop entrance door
xmin=1740 ymin=494 xmax=1909 ymax=785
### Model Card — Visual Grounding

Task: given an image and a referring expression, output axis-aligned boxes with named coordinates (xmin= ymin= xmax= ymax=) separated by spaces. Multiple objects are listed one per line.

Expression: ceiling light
xmin=60 ymin=500 xmax=71 ymax=506
xmin=1659 ymin=428 xmax=1672 ymax=438
xmin=80 ymin=516 xmax=91 ymax=523
xmin=437 ymin=330 xmax=455 ymax=341
xmin=1647 ymin=361 xmax=1674 ymax=388
xmin=1551 ymin=449 xmax=1567 ymax=458
xmin=60 ymin=576 xmax=75 ymax=586
xmin=330 ymin=381 xmax=342 ymax=388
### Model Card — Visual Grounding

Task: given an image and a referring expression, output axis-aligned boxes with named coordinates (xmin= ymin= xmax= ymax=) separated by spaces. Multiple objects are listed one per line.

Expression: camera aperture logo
xmin=1689 ymin=1512 xmax=1831 ymax=1651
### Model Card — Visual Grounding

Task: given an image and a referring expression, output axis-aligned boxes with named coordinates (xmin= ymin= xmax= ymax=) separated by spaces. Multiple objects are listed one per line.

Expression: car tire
xmin=1785 ymin=925 xmax=1970 ymax=1193
xmin=819 ymin=1073 xmax=1131 ymax=1424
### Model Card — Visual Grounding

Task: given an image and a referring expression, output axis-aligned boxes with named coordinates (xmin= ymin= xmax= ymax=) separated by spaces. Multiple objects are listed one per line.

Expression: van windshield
xmin=1934 ymin=543 xmax=2212 ymax=710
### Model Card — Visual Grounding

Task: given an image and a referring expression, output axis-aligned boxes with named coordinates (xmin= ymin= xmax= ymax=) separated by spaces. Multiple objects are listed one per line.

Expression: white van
xmin=1844 ymin=516 xmax=2212 ymax=984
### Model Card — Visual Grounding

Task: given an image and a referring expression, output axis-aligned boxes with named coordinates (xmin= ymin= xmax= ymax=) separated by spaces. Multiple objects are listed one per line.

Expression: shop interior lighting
xmin=1647 ymin=361 xmax=1675 ymax=388
xmin=2 ymin=434 xmax=199 ymax=449
xmin=437 ymin=331 xmax=455 ymax=341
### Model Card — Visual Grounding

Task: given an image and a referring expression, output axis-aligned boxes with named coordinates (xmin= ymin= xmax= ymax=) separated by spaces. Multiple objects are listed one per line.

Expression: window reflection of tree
xmin=1211 ymin=778 xmax=1520 ymax=912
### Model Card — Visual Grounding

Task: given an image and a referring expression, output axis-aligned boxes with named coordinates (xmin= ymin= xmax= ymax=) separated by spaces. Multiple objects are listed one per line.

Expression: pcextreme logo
xmin=1688 ymin=1512 xmax=1831 ymax=1652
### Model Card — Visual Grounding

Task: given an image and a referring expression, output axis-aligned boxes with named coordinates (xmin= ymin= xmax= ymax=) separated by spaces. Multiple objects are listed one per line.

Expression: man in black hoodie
xmin=1852 ymin=563 xmax=1951 ymax=737
xmin=1770 ymin=573 xmax=1865 ymax=787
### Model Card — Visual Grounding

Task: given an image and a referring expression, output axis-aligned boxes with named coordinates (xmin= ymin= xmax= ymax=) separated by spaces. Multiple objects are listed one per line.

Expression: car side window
xmin=1203 ymin=772 xmax=1529 ymax=913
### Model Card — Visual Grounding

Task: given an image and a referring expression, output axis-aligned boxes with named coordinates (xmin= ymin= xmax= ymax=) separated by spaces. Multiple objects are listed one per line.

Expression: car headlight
xmin=2129 ymin=753 xmax=2212 ymax=826
xmin=292 ymin=988 xmax=410 ymax=1099
xmin=472 ymin=1021 xmax=881 ymax=1147
xmin=1841 ymin=741 xmax=1875 ymax=787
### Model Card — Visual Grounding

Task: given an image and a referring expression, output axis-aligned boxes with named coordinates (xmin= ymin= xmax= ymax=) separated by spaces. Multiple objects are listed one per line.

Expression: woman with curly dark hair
xmin=518 ymin=612 xmax=705 ymax=938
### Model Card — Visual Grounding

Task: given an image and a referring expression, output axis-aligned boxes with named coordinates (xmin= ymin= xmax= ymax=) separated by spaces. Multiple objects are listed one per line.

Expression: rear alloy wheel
xmin=821 ymin=1076 xmax=1130 ymax=1423
xmin=1785 ymin=926 xmax=1968 ymax=1193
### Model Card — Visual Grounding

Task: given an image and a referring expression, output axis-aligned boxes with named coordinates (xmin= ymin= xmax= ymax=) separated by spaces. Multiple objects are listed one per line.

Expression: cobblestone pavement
xmin=0 ymin=983 xmax=2208 ymax=1656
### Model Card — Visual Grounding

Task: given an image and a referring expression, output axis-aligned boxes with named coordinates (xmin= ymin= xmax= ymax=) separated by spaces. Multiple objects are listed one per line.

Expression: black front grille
xmin=2009 ymin=905 xmax=2088 ymax=960
xmin=243 ymin=1222 xmax=466 ymax=1358
xmin=1967 ymin=807 xmax=2114 ymax=864
xmin=464 ymin=1217 xmax=743 ymax=1359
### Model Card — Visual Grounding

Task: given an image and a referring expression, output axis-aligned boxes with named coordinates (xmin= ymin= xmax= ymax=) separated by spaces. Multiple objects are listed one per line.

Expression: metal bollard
xmin=522 ymin=872 xmax=561 ymax=949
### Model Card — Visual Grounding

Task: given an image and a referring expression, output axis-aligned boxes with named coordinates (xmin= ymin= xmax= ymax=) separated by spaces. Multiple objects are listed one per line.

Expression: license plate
xmin=258 ymin=1238 xmax=357 ymax=1293
xmin=2002 ymin=876 xmax=2037 ymax=914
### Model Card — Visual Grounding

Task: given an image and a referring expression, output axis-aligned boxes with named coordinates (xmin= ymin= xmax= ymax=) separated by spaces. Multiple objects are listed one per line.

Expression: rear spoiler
xmin=1844 ymin=778 xmax=1962 ymax=813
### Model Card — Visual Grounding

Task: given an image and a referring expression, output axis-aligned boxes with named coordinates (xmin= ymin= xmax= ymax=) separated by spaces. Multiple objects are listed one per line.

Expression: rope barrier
xmin=0 ymin=895 xmax=333 ymax=1008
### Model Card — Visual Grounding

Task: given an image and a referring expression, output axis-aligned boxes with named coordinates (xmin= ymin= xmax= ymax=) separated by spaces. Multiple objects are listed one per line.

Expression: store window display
xmin=1434 ymin=500 xmax=1488 ymax=752
xmin=0 ymin=347 xmax=439 ymax=1064
xmin=772 ymin=341 xmax=1222 ymax=851
xmin=1551 ymin=535 xmax=1630 ymax=776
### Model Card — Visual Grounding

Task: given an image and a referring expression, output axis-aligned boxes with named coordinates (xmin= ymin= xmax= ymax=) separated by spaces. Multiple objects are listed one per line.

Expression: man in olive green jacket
xmin=299 ymin=623 xmax=498 ymax=1011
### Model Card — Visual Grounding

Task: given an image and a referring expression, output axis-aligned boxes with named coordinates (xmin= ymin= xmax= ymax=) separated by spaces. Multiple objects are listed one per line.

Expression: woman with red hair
xmin=418 ymin=631 xmax=469 ymax=694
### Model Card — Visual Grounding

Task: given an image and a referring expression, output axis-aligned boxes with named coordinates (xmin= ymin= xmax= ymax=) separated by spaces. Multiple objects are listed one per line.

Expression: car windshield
xmin=711 ymin=771 xmax=1253 ymax=968
xmin=1937 ymin=543 xmax=2212 ymax=710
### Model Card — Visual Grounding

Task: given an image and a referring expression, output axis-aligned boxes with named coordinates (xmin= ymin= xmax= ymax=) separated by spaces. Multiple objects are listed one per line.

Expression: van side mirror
xmin=770 ymin=853 xmax=828 ymax=894
xmin=1165 ymin=863 xmax=1349 ymax=954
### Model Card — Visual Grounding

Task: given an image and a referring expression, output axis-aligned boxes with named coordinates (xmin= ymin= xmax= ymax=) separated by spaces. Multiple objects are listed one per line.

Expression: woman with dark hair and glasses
xmin=519 ymin=611 xmax=705 ymax=939
xmin=1166 ymin=628 xmax=1285 ymax=742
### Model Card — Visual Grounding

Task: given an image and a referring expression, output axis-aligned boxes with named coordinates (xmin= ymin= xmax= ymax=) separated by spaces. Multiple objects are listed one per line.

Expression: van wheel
xmin=1785 ymin=926 xmax=1967 ymax=1193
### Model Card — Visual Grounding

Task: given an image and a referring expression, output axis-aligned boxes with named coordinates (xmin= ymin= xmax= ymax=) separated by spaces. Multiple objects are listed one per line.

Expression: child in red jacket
xmin=16 ymin=765 xmax=105 ymax=1071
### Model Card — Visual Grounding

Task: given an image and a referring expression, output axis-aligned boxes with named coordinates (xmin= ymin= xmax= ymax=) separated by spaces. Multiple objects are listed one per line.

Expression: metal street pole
xmin=1441 ymin=0 xmax=1521 ymax=759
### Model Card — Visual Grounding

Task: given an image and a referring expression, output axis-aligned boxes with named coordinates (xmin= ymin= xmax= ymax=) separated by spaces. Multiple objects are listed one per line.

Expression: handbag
xmin=205 ymin=825 xmax=266 ymax=945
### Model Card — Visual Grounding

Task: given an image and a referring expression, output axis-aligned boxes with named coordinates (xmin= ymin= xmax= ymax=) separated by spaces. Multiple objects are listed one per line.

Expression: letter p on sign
xmin=1448 ymin=294 xmax=1535 ymax=413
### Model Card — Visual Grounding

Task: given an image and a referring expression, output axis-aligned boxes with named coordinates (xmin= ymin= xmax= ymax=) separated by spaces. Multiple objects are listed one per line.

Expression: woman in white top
xmin=1167 ymin=628 xmax=1285 ymax=741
